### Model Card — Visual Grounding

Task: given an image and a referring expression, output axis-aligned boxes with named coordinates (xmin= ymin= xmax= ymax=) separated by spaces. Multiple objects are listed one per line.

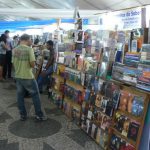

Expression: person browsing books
xmin=12 ymin=34 xmax=46 ymax=121
xmin=37 ymin=40 xmax=55 ymax=93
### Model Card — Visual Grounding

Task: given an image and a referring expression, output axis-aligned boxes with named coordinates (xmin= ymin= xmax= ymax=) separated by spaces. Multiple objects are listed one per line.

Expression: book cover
xmin=94 ymin=110 xmax=103 ymax=127
xmin=95 ymin=93 xmax=102 ymax=108
xmin=119 ymin=140 xmax=127 ymax=150
xmin=99 ymin=130 xmax=108 ymax=150
xmin=93 ymin=126 xmax=98 ymax=140
xmin=88 ymin=121 xmax=93 ymax=135
xmin=105 ymin=99 xmax=114 ymax=117
xmin=87 ymin=110 xmax=93 ymax=120
xmin=96 ymin=128 xmax=101 ymax=144
xmin=81 ymin=114 xmax=87 ymax=131
xmin=84 ymin=89 xmax=91 ymax=102
xmin=122 ymin=118 xmax=130 ymax=137
xmin=77 ymin=55 xmax=84 ymax=71
xmin=110 ymin=134 xmax=121 ymax=150
xmin=120 ymin=144 xmax=135 ymax=150
xmin=112 ymin=89 xmax=121 ymax=110
xmin=101 ymin=115 xmax=112 ymax=131
xmin=131 ymin=96 xmax=144 ymax=117
xmin=91 ymin=123 xmax=97 ymax=138
xmin=89 ymin=90 xmax=96 ymax=106
xmin=119 ymin=91 xmax=133 ymax=112
xmin=100 ymin=96 xmax=109 ymax=113
xmin=114 ymin=113 xmax=126 ymax=133
xmin=127 ymin=122 xmax=140 ymax=141
xmin=72 ymin=105 xmax=81 ymax=126
xmin=86 ymin=119 xmax=91 ymax=133
xmin=97 ymin=47 xmax=111 ymax=79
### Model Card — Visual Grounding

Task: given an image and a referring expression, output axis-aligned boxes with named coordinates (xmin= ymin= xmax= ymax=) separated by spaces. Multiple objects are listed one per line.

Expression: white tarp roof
xmin=0 ymin=0 xmax=149 ymax=20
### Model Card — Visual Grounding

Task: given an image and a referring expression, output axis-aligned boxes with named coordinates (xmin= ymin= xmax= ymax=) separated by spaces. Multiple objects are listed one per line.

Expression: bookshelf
xmin=111 ymin=127 xmax=136 ymax=147
xmin=109 ymin=86 xmax=149 ymax=150
xmin=50 ymin=27 xmax=150 ymax=150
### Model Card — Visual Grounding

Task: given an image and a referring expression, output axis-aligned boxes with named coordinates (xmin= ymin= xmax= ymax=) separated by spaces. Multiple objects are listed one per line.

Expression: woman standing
xmin=0 ymin=34 xmax=8 ymax=81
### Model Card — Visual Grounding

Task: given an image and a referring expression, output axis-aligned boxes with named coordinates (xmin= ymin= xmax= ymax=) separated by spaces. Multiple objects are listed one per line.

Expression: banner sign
xmin=115 ymin=8 xmax=142 ymax=30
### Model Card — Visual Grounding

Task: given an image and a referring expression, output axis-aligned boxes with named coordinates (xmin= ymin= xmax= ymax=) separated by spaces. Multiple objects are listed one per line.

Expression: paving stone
xmin=0 ymin=81 xmax=102 ymax=150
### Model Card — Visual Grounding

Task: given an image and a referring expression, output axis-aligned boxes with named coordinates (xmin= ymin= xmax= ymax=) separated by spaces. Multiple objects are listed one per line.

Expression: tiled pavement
xmin=0 ymin=80 xmax=102 ymax=150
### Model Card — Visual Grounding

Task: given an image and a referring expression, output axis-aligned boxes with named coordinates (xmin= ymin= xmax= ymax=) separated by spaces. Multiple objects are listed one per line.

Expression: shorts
xmin=0 ymin=54 xmax=6 ymax=66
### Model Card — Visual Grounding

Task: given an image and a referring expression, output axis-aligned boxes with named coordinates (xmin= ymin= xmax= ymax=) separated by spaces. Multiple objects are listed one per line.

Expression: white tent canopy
xmin=0 ymin=9 xmax=107 ymax=20
xmin=0 ymin=0 xmax=149 ymax=20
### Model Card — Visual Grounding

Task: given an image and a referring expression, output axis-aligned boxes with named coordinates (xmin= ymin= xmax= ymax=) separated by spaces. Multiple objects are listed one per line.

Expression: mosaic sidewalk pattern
xmin=0 ymin=81 xmax=101 ymax=150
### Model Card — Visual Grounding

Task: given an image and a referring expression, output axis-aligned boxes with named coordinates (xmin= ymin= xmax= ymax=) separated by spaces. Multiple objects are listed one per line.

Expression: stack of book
xmin=137 ymin=44 xmax=150 ymax=91
xmin=140 ymin=44 xmax=150 ymax=65
xmin=112 ymin=63 xmax=138 ymax=85
xmin=124 ymin=52 xmax=140 ymax=68
xmin=137 ymin=64 xmax=150 ymax=91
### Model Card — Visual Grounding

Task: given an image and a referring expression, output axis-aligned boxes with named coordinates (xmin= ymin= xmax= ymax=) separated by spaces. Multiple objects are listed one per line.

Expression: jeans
xmin=16 ymin=78 xmax=43 ymax=117
xmin=37 ymin=65 xmax=53 ymax=92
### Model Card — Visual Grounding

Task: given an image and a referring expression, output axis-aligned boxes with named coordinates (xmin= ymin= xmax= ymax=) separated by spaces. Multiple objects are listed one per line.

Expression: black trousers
xmin=3 ymin=51 xmax=12 ymax=78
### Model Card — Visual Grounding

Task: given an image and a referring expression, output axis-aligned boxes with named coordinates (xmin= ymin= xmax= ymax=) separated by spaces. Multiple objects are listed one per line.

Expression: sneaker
xmin=35 ymin=116 xmax=48 ymax=121
xmin=20 ymin=116 xmax=27 ymax=121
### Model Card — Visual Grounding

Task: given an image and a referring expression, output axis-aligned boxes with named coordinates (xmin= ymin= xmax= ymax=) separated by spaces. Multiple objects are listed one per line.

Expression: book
xmin=83 ymin=58 xmax=97 ymax=74
xmin=105 ymin=99 xmax=114 ymax=117
xmin=99 ymin=130 xmax=108 ymax=150
xmin=127 ymin=122 xmax=140 ymax=141
xmin=121 ymin=144 xmax=135 ymax=150
xmin=84 ymin=89 xmax=91 ymax=102
xmin=89 ymin=90 xmax=96 ymax=106
xmin=100 ymin=96 xmax=109 ymax=113
xmin=96 ymin=128 xmax=101 ymax=144
xmin=91 ymin=123 xmax=97 ymax=138
xmin=72 ymin=105 xmax=81 ymax=125
xmin=88 ymin=121 xmax=93 ymax=135
xmin=110 ymin=134 xmax=121 ymax=150
xmin=131 ymin=96 xmax=144 ymax=117
xmin=122 ymin=118 xmax=130 ymax=137
xmin=115 ymin=114 xmax=126 ymax=133
xmin=95 ymin=93 xmax=102 ymax=108
xmin=119 ymin=91 xmax=134 ymax=112
xmin=77 ymin=55 xmax=84 ymax=71
xmin=87 ymin=110 xmax=93 ymax=120
xmin=81 ymin=114 xmax=87 ymax=130
xmin=101 ymin=115 xmax=112 ymax=131
xmin=112 ymin=89 xmax=121 ymax=109
xmin=97 ymin=47 xmax=111 ymax=79
xmin=119 ymin=140 xmax=127 ymax=150
xmin=94 ymin=110 xmax=103 ymax=127
xmin=86 ymin=119 xmax=91 ymax=133
xmin=93 ymin=126 xmax=98 ymax=139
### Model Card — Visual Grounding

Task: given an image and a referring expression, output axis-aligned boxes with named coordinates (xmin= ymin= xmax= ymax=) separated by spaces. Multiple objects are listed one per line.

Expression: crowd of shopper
xmin=0 ymin=31 xmax=54 ymax=121
xmin=0 ymin=30 xmax=19 ymax=81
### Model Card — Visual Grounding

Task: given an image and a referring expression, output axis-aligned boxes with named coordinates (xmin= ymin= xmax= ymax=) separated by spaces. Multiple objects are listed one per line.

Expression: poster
xmin=115 ymin=8 xmax=142 ymax=30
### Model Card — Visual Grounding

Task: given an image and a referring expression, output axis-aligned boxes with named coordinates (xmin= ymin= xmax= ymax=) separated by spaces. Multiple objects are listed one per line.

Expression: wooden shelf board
xmin=66 ymin=79 xmax=83 ymax=91
xmin=52 ymin=73 xmax=64 ymax=81
xmin=117 ymin=110 xmax=142 ymax=122
xmin=80 ymin=128 xmax=105 ymax=150
xmin=64 ymin=97 xmax=81 ymax=108
xmin=111 ymin=79 xmax=150 ymax=96
xmin=111 ymin=127 xmax=136 ymax=147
